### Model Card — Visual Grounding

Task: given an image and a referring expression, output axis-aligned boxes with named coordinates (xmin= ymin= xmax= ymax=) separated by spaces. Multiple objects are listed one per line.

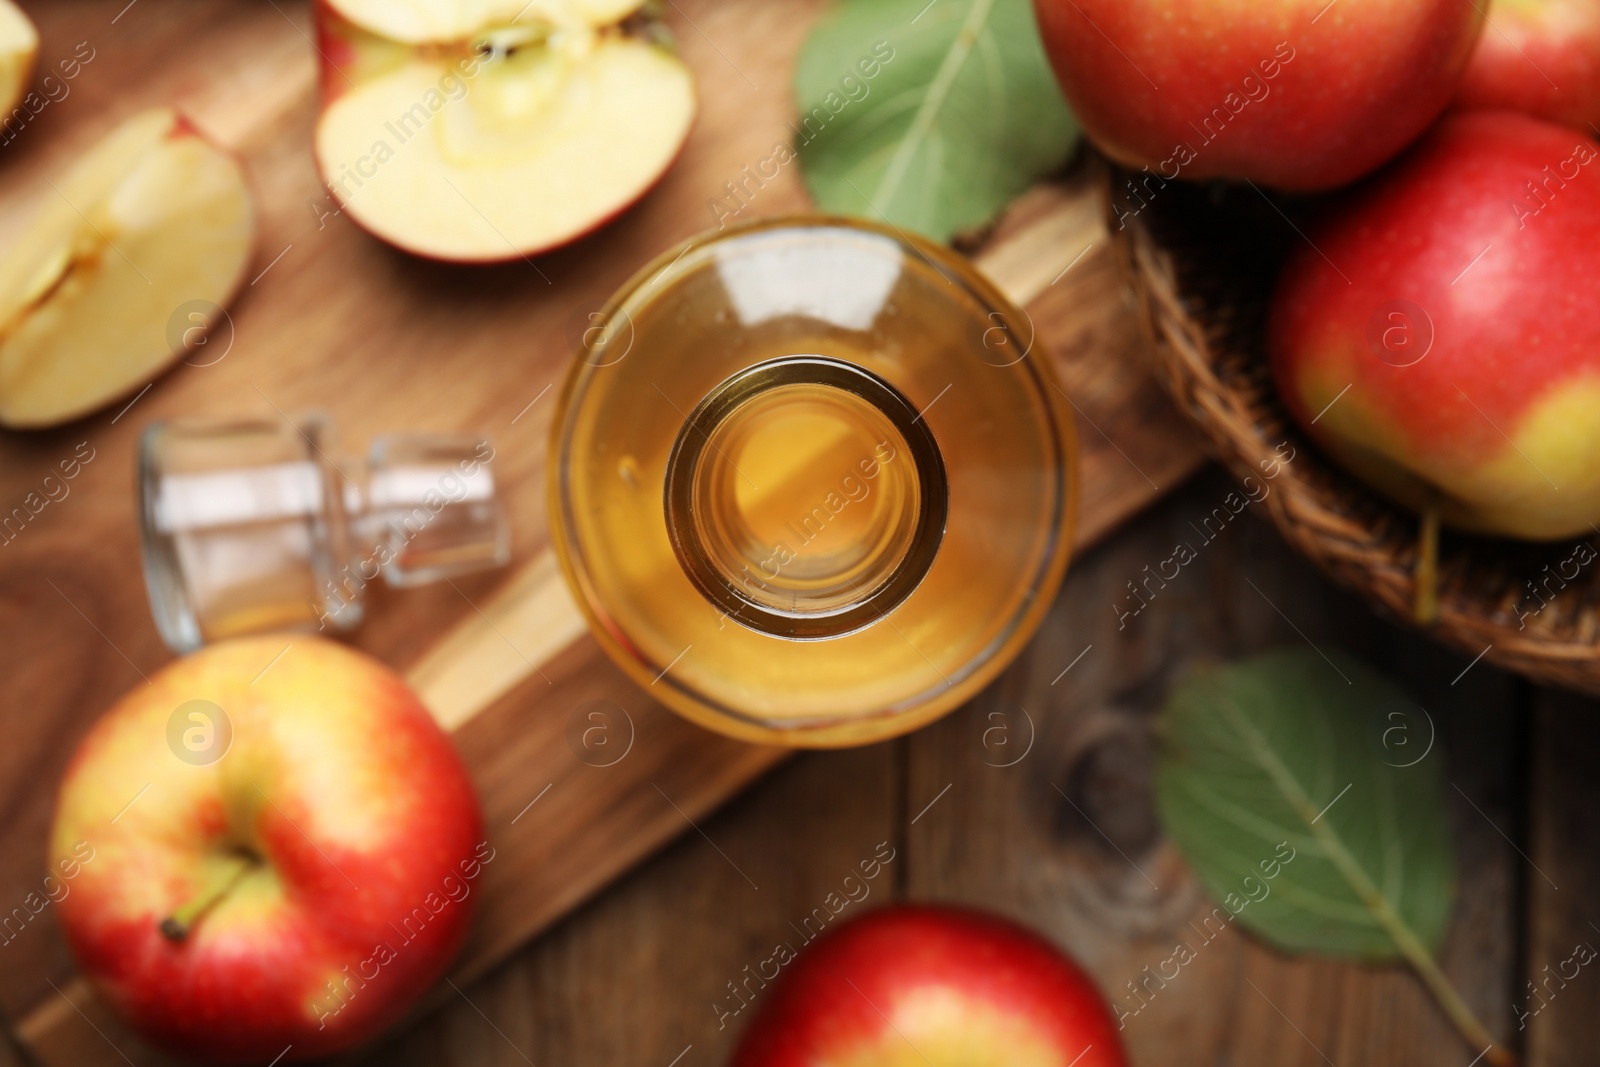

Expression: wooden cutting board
xmin=0 ymin=1 xmax=1204 ymax=1063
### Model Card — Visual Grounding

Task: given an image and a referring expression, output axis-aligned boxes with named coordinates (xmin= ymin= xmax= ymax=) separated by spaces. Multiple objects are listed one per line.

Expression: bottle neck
xmin=663 ymin=355 xmax=947 ymax=639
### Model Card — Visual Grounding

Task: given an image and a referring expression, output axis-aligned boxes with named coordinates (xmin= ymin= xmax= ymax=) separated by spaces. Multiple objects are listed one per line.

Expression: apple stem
xmin=1414 ymin=502 xmax=1440 ymax=624
xmin=1394 ymin=936 xmax=1520 ymax=1067
xmin=159 ymin=852 xmax=256 ymax=942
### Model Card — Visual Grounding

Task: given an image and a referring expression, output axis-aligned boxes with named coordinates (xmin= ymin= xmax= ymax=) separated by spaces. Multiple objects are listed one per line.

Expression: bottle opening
xmin=664 ymin=355 xmax=947 ymax=639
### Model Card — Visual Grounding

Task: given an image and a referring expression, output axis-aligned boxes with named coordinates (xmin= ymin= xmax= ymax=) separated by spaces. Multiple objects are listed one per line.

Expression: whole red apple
xmin=731 ymin=905 xmax=1126 ymax=1067
xmin=1033 ymin=0 xmax=1484 ymax=191
xmin=49 ymin=636 xmax=485 ymax=1063
xmin=1456 ymin=0 xmax=1600 ymax=131
xmin=1270 ymin=110 xmax=1600 ymax=540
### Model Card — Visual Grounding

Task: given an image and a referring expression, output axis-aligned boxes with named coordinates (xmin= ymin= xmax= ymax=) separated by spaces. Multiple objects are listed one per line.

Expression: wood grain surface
xmin=350 ymin=473 xmax=1562 ymax=1067
xmin=4 ymin=3 xmax=1595 ymax=1067
xmin=0 ymin=1 xmax=1204 ymax=1064
xmin=1526 ymin=692 xmax=1600 ymax=1067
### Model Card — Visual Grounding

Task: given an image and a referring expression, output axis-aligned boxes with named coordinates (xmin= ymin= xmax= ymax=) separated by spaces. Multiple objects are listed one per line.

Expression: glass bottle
xmin=139 ymin=413 xmax=508 ymax=652
xmin=550 ymin=216 xmax=1078 ymax=746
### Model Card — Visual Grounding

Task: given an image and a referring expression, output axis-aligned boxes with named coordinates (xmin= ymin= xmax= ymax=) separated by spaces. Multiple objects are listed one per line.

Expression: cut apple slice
xmin=0 ymin=108 xmax=256 ymax=429
xmin=314 ymin=16 xmax=694 ymax=261
xmin=0 ymin=0 xmax=38 ymax=114
xmin=326 ymin=0 xmax=647 ymax=44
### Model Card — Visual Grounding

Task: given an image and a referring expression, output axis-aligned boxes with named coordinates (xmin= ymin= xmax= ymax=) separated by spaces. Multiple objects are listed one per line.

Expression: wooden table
xmin=322 ymin=470 xmax=1595 ymax=1067
xmin=0 ymin=2 xmax=1596 ymax=1066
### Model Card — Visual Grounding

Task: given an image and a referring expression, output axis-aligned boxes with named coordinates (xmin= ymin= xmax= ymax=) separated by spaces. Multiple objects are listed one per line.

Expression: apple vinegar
xmin=550 ymin=217 xmax=1078 ymax=746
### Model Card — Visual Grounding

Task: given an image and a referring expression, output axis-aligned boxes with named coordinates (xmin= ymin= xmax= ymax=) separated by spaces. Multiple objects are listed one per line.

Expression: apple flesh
xmin=1033 ymin=0 xmax=1485 ymax=191
xmin=0 ymin=107 xmax=255 ymax=428
xmin=732 ymin=905 xmax=1127 ymax=1067
xmin=1271 ymin=110 xmax=1600 ymax=541
xmin=49 ymin=636 xmax=484 ymax=1064
xmin=1456 ymin=0 xmax=1600 ymax=131
xmin=0 ymin=0 xmax=36 ymax=114
xmin=325 ymin=0 xmax=644 ymax=43
xmin=313 ymin=1 xmax=695 ymax=262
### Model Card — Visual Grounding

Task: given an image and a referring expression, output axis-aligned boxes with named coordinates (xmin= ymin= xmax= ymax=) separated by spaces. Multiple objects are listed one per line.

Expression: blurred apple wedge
xmin=0 ymin=108 xmax=255 ymax=429
xmin=0 ymin=0 xmax=37 ymax=113
xmin=313 ymin=1 xmax=695 ymax=261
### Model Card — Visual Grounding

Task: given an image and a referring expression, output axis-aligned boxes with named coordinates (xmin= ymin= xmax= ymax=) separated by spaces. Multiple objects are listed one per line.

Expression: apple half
xmin=325 ymin=0 xmax=645 ymax=42
xmin=0 ymin=108 xmax=256 ymax=429
xmin=0 ymin=0 xmax=37 ymax=114
xmin=313 ymin=1 xmax=696 ymax=261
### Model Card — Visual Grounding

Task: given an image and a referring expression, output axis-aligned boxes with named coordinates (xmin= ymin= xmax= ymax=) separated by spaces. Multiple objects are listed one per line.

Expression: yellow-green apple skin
xmin=1456 ymin=0 xmax=1600 ymax=132
xmin=731 ymin=906 xmax=1127 ymax=1067
xmin=1270 ymin=110 xmax=1600 ymax=540
xmin=48 ymin=636 xmax=484 ymax=1064
xmin=1033 ymin=0 xmax=1484 ymax=190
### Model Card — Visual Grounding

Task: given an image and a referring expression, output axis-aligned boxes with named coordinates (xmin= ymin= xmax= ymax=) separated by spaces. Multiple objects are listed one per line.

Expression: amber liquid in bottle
xmin=552 ymin=218 xmax=1077 ymax=746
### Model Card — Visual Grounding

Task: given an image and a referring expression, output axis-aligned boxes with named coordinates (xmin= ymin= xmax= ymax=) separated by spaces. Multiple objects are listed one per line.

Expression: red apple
xmin=1033 ymin=0 xmax=1485 ymax=191
xmin=1270 ymin=109 xmax=1600 ymax=541
xmin=1456 ymin=0 xmax=1600 ymax=132
xmin=48 ymin=636 xmax=484 ymax=1063
xmin=311 ymin=0 xmax=695 ymax=262
xmin=731 ymin=905 xmax=1126 ymax=1067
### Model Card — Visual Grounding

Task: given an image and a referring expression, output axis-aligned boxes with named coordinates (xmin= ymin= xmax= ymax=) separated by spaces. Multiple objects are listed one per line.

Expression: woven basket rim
xmin=1106 ymin=160 xmax=1600 ymax=694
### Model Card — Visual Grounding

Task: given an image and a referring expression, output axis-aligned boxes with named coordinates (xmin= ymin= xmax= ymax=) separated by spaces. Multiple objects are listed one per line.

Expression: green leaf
xmin=793 ymin=0 xmax=1078 ymax=242
xmin=1155 ymin=648 xmax=1455 ymax=960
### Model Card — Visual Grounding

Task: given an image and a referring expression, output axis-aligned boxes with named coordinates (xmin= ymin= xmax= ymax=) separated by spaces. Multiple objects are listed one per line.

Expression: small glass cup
xmin=139 ymin=413 xmax=509 ymax=652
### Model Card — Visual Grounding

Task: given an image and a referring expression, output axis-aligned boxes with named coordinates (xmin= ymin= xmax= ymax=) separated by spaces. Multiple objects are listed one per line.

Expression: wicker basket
xmin=1107 ymin=162 xmax=1600 ymax=695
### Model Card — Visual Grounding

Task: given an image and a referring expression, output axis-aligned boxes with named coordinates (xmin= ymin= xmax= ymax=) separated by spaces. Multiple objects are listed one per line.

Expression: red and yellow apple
xmin=312 ymin=0 xmax=695 ymax=261
xmin=1271 ymin=110 xmax=1600 ymax=541
xmin=732 ymin=905 xmax=1126 ymax=1067
xmin=49 ymin=636 xmax=484 ymax=1064
xmin=1456 ymin=0 xmax=1600 ymax=131
xmin=0 ymin=107 xmax=255 ymax=428
xmin=1033 ymin=0 xmax=1485 ymax=190
xmin=0 ymin=0 xmax=37 ymax=113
